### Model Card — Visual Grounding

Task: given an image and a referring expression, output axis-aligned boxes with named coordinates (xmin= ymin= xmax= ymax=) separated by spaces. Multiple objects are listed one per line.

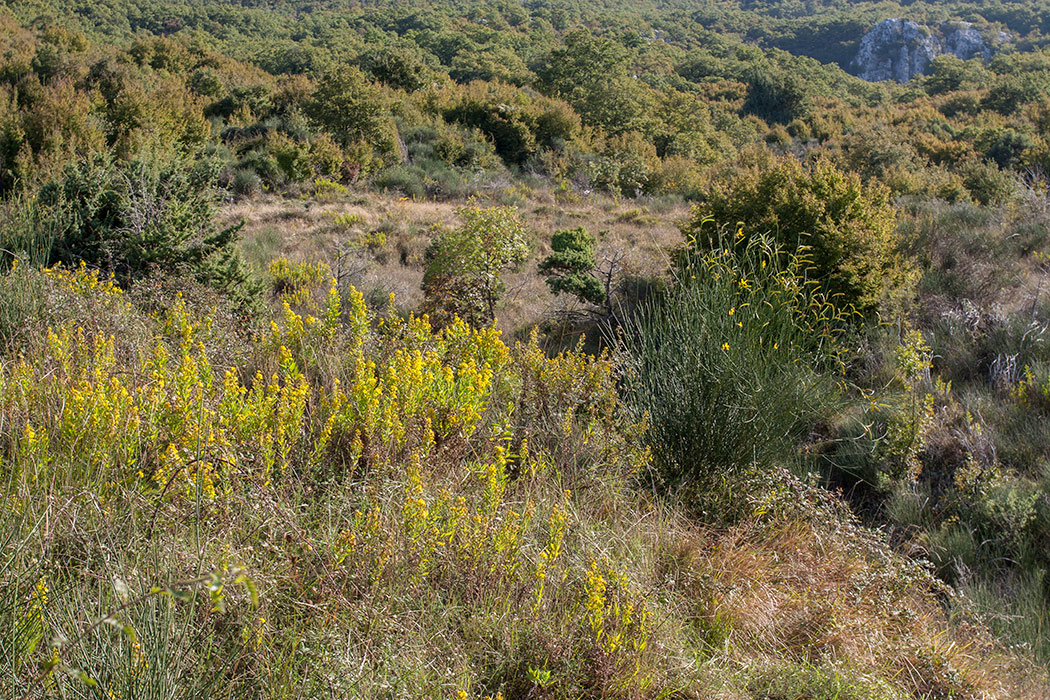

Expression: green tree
xmin=924 ymin=55 xmax=990 ymax=95
xmin=422 ymin=204 xmax=529 ymax=326
xmin=306 ymin=68 xmax=399 ymax=165
xmin=538 ymin=227 xmax=604 ymax=306
xmin=742 ymin=66 xmax=812 ymax=125
xmin=444 ymin=81 xmax=580 ymax=166
xmin=363 ymin=47 xmax=432 ymax=92
xmin=535 ymin=30 xmax=649 ymax=134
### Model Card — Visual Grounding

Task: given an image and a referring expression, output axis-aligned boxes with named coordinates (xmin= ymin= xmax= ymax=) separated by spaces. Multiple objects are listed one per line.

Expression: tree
xmin=362 ymin=47 xmax=432 ymax=92
xmin=924 ymin=55 xmax=989 ymax=95
xmin=422 ymin=205 xmax=529 ymax=326
xmin=742 ymin=66 xmax=812 ymax=125
xmin=535 ymin=30 xmax=649 ymax=134
xmin=444 ymin=81 xmax=581 ymax=166
xmin=305 ymin=68 xmax=399 ymax=165
xmin=539 ymin=227 xmax=604 ymax=307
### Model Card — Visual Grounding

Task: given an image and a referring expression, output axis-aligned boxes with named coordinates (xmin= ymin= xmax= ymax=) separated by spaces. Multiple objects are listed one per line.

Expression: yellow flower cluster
xmin=268 ymin=258 xmax=332 ymax=305
xmin=4 ymin=265 xmax=643 ymax=505
xmin=1011 ymin=365 xmax=1050 ymax=409
xmin=14 ymin=577 xmax=48 ymax=663
xmin=43 ymin=262 xmax=126 ymax=302
xmin=533 ymin=505 xmax=567 ymax=610
xmin=3 ymin=263 xmax=663 ymax=696
xmin=582 ymin=560 xmax=652 ymax=687
xmin=4 ymin=283 xmax=309 ymax=496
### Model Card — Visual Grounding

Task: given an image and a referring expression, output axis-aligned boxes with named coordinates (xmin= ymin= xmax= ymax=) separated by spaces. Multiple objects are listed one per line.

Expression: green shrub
xmin=374 ymin=165 xmax=426 ymax=199
xmin=422 ymin=204 xmax=529 ymax=326
xmin=443 ymin=81 xmax=580 ymax=166
xmin=35 ymin=155 xmax=257 ymax=305
xmin=237 ymin=148 xmax=287 ymax=188
xmin=687 ymin=155 xmax=909 ymax=314
xmin=958 ymin=157 xmax=1015 ymax=206
xmin=586 ymin=132 xmax=660 ymax=197
xmin=620 ymin=231 xmax=849 ymax=487
xmin=231 ymin=167 xmax=262 ymax=198
xmin=362 ymin=46 xmax=432 ymax=92
xmin=538 ymin=226 xmax=604 ymax=307
xmin=535 ymin=29 xmax=648 ymax=134
xmin=306 ymin=68 xmax=399 ymax=167
xmin=743 ymin=66 xmax=813 ymax=125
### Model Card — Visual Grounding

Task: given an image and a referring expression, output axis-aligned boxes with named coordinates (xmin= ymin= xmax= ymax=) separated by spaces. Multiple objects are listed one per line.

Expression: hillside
xmin=1 ymin=0 xmax=1050 ymax=697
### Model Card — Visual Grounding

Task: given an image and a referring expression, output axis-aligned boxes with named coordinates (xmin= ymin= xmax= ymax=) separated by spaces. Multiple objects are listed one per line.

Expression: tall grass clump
xmin=621 ymin=227 xmax=853 ymax=489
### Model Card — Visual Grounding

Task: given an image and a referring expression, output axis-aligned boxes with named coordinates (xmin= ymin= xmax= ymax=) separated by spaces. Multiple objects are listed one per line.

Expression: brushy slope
xmin=0 ymin=261 xmax=1043 ymax=699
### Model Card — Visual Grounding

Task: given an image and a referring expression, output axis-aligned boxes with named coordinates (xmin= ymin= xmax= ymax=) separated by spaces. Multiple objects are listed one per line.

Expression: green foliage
xmin=35 ymin=155 xmax=256 ymax=304
xmin=743 ymin=66 xmax=813 ymax=125
xmin=983 ymin=72 xmax=1050 ymax=116
xmin=362 ymin=46 xmax=433 ymax=92
xmin=924 ymin=55 xmax=991 ymax=95
xmin=538 ymin=227 xmax=604 ymax=307
xmin=2 ymin=0 xmax=1050 ymax=688
xmin=621 ymin=231 xmax=849 ymax=487
xmin=688 ymin=155 xmax=908 ymax=314
xmin=535 ymin=30 xmax=649 ymax=134
xmin=980 ymin=127 xmax=1035 ymax=170
xmin=444 ymin=82 xmax=580 ymax=166
xmin=305 ymin=68 xmax=399 ymax=168
xmin=587 ymin=132 xmax=661 ymax=197
xmin=422 ymin=204 xmax=529 ymax=326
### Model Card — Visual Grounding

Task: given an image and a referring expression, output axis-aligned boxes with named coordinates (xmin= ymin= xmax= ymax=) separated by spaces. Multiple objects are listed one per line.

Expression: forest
xmin=1 ymin=0 xmax=1050 ymax=697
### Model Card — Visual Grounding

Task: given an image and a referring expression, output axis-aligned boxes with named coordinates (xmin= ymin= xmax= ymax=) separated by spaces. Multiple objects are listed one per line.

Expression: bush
xmin=687 ymin=155 xmax=909 ymax=314
xmin=35 ymin=154 xmax=257 ymax=305
xmin=306 ymin=68 xmax=399 ymax=167
xmin=620 ymin=232 xmax=849 ymax=487
xmin=231 ymin=167 xmax=262 ymax=198
xmin=443 ymin=81 xmax=581 ymax=166
xmin=374 ymin=165 xmax=426 ymax=199
xmin=362 ymin=46 xmax=432 ymax=92
xmin=538 ymin=226 xmax=604 ymax=307
xmin=958 ymin=157 xmax=1015 ymax=206
xmin=422 ymin=204 xmax=529 ymax=326
xmin=586 ymin=132 xmax=660 ymax=197
xmin=743 ymin=66 xmax=812 ymax=125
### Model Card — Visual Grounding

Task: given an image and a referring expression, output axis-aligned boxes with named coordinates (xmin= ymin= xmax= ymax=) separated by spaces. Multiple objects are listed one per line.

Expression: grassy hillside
xmin=1 ymin=0 xmax=1050 ymax=696
xmin=0 ymin=255 xmax=1044 ymax=699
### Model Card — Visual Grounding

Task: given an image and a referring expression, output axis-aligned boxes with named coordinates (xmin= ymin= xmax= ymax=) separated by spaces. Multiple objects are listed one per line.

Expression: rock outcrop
xmin=852 ymin=19 xmax=939 ymax=83
xmin=852 ymin=19 xmax=997 ymax=83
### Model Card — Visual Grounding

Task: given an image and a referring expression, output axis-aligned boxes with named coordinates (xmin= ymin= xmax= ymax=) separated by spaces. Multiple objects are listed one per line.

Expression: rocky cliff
xmin=852 ymin=19 xmax=996 ymax=83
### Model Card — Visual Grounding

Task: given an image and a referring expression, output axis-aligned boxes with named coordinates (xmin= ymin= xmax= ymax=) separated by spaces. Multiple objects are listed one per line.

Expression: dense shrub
xmin=35 ymin=155 xmax=256 ymax=304
xmin=621 ymin=232 xmax=849 ymax=487
xmin=687 ymin=155 xmax=909 ymax=314
xmin=305 ymin=68 xmax=400 ymax=169
xmin=2 ymin=261 xmax=1015 ymax=698
xmin=743 ymin=66 xmax=813 ymax=125
xmin=443 ymin=81 xmax=581 ymax=166
xmin=535 ymin=30 xmax=649 ymax=134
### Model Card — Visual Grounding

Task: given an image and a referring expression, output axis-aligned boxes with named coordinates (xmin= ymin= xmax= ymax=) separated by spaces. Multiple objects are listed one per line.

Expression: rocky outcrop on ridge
xmin=852 ymin=19 xmax=999 ymax=83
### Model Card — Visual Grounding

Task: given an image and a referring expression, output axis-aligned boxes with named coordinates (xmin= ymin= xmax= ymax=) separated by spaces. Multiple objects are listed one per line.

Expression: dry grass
xmin=222 ymin=187 xmax=686 ymax=334
xmin=651 ymin=477 xmax=1048 ymax=700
